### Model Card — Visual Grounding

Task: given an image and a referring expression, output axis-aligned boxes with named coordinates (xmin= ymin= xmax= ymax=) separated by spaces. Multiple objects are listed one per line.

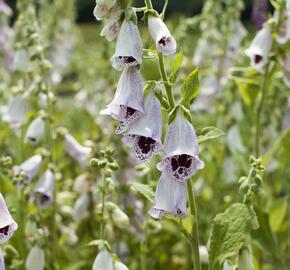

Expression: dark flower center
xmin=126 ymin=107 xmax=136 ymax=118
xmin=254 ymin=55 xmax=263 ymax=64
xmin=0 ymin=225 xmax=9 ymax=236
xmin=137 ymin=136 xmax=156 ymax=154
xmin=119 ymin=56 xmax=136 ymax=64
xmin=159 ymin=37 xmax=170 ymax=46
xmin=171 ymin=154 xmax=192 ymax=172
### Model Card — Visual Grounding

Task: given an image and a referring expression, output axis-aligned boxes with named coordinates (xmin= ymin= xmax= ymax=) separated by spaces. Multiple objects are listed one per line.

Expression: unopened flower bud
xmin=111 ymin=208 xmax=130 ymax=229
xmin=25 ymin=245 xmax=45 ymax=270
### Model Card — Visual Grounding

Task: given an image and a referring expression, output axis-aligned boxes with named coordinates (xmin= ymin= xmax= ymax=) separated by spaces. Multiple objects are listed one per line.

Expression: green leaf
xmin=143 ymin=81 xmax=155 ymax=96
xmin=180 ymin=69 xmax=199 ymax=108
xmin=196 ymin=127 xmax=224 ymax=144
xmin=269 ymin=198 xmax=288 ymax=232
xmin=235 ymin=81 xmax=259 ymax=107
xmin=130 ymin=183 xmax=155 ymax=202
xmin=208 ymin=203 xmax=257 ymax=270
xmin=169 ymin=50 xmax=183 ymax=84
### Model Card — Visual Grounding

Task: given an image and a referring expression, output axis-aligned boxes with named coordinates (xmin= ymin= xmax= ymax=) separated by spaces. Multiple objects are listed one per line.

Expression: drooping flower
xmin=100 ymin=6 xmax=123 ymax=42
xmin=157 ymin=112 xmax=204 ymax=182
xmin=73 ymin=193 xmax=90 ymax=221
xmin=111 ymin=19 xmax=143 ymax=70
xmin=100 ymin=66 xmax=144 ymax=133
xmin=147 ymin=15 xmax=176 ymax=55
xmin=25 ymin=117 xmax=45 ymax=145
xmin=92 ymin=248 xmax=113 ymax=270
xmin=64 ymin=134 xmax=92 ymax=167
xmin=34 ymin=169 xmax=55 ymax=208
xmin=25 ymin=245 xmax=45 ymax=270
xmin=0 ymin=193 xmax=18 ymax=244
xmin=148 ymin=172 xmax=187 ymax=220
xmin=93 ymin=0 xmax=117 ymax=21
xmin=13 ymin=155 xmax=43 ymax=187
xmin=245 ymin=27 xmax=272 ymax=73
xmin=122 ymin=92 xmax=162 ymax=163
xmin=73 ymin=174 xmax=90 ymax=194
xmin=114 ymin=261 xmax=129 ymax=270
xmin=2 ymin=96 xmax=27 ymax=129
xmin=0 ymin=249 xmax=4 ymax=270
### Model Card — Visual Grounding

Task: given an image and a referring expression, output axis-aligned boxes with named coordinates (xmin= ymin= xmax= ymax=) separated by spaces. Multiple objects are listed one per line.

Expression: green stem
xmin=100 ymin=174 xmax=106 ymax=240
xmin=187 ymin=179 xmax=201 ymax=270
xmin=145 ymin=0 xmax=153 ymax=9
xmin=157 ymin=52 xmax=175 ymax=109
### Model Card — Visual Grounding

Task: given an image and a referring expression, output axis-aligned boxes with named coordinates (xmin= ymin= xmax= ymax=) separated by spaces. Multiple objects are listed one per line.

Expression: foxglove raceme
xmin=64 ymin=134 xmax=92 ymax=167
xmin=157 ymin=113 xmax=204 ymax=182
xmin=13 ymin=155 xmax=43 ymax=186
xmin=148 ymin=173 xmax=187 ymax=220
xmin=25 ymin=245 xmax=45 ymax=270
xmin=111 ymin=19 xmax=142 ymax=70
xmin=0 ymin=249 xmax=4 ymax=270
xmin=148 ymin=15 xmax=176 ymax=55
xmin=25 ymin=117 xmax=45 ymax=145
xmin=245 ymin=27 xmax=272 ymax=73
xmin=123 ymin=93 xmax=162 ymax=163
xmin=100 ymin=66 xmax=144 ymax=133
xmin=100 ymin=6 xmax=123 ymax=42
xmin=2 ymin=96 xmax=27 ymax=129
xmin=0 ymin=193 xmax=18 ymax=244
xmin=34 ymin=169 xmax=55 ymax=208
xmin=92 ymin=248 xmax=113 ymax=270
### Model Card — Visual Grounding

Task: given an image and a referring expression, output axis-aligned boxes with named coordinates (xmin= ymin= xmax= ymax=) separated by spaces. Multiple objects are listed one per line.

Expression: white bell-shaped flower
xmin=93 ymin=5 xmax=110 ymax=21
xmin=157 ymin=112 xmax=204 ymax=182
xmin=148 ymin=172 xmax=187 ymax=220
xmin=114 ymin=261 xmax=129 ymax=270
xmin=0 ymin=193 xmax=18 ymax=244
xmin=25 ymin=245 xmax=45 ymax=270
xmin=92 ymin=248 xmax=113 ymax=270
xmin=148 ymin=15 xmax=176 ymax=55
xmin=2 ymin=96 xmax=27 ymax=129
xmin=73 ymin=193 xmax=90 ymax=221
xmin=277 ymin=9 xmax=290 ymax=44
xmin=100 ymin=7 xmax=123 ymax=42
xmin=25 ymin=117 xmax=45 ymax=145
xmin=238 ymin=248 xmax=254 ymax=270
xmin=0 ymin=249 xmax=4 ymax=270
xmin=64 ymin=134 xmax=92 ymax=167
xmin=228 ymin=21 xmax=247 ymax=55
xmin=13 ymin=155 xmax=43 ymax=186
xmin=34 ymin=169 xmax=55 ymax=208
xmin=199 ymin=245 xmax=209 ymax=264
xmin=96 ymin=0 xmax=117 ymax=9
xmin=73 ymin=174 xmax=90 ymax=193
xmin=111 ymin=19 xmax=142 ymax=70
xmin=122 ymin=92 xmax=162 ymax=163
xmin=100 ymin=66 xmax=144 ymax=133
xmin=245 ymin=27 xmax=272 ymax=73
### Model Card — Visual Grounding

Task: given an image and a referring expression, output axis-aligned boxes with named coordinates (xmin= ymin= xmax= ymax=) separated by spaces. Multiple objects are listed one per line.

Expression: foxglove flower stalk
xmin=148 ymin=172 xmax=187 ymax=220
xmin=157 ymin=112 xmax=204 ymax=182
xmin=92 ymin=248 xmax=113 ymax=270
xmin=100 ymin=6 xmax=123 ymax=42
xmin=0 ymin=249 xmax=4 ymax=270
xmin=64 ymin=134 xmax=92 ymax=167
xmin=0 ymin=193 xmax=18 ymax=244
xmin=245 ymin=27 xmax=272 ymax=73
xmin=111 ymin=19 xmax=143 ymax=70
xmin=25 ymin=245 xmax=45 ymax=270
xmin=122 ymin=93 xmax=162 ymax=163
xmin=2 ymin=96 xmax=27 ymax=129
xmin=148 ymin=15 xmax=176 ymax=55
xmin=25 ymin=117 xmax=45 ymax=145
xmin=100 ymin=66 xmax=144 ymax=133
xmin=34 ymin=169 xmax=55 ymax=208
xmin=13 ymin=155 xmax=43 ymax=186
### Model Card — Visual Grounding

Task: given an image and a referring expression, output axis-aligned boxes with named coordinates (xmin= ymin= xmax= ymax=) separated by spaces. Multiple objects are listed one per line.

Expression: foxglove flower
xmin=157 ymin=112 xmax=204 ymax=182
xmin=34 ymin=169 xmax=55 ymax=208
xmin=0 ymin=193 xmax=18 ymax=244
xmin=123 ymin=93 xmax=162 ymax=163
xmin=238 ymin=248 xmax=254 ymax=270
xmin=13 ymin=155 xmax=43 ymax=186
xmin=114 ymin=261 xmax=129 ymax=270
xmin=148 ymin=173 xmax=187 ymax=220
xmin=277 ymin=10 xmax=290 ymax=44
xmin=245 ymin=27 xmax=272 ymax=73
xmin=2 ymin=96 xmax=27 ymax=129
xmin=73 ymin=194 xmax=90 ymax=221
xmin=25 ymin=245 xmax=45 ymax=270
xmin=93 ymin=0 xmax=117 ymax=21
xmin=228 ymin=21 xmax=247 ymax=54
xmin=64 ymin=134 xmax=92 ymax=167
xmin=100 ymin=66 xmax=144 ymax=133
xmin=111 ymin=19 xmax=142 ymax=70
xmin=25 ymin=117 xmax=45 ymax=145
xmin=148 ymin=15 xmax=176 ymax=55
xmin=0 ymin=249 xmax=4 ymax=270
xmin=100 ymin=7 xmax=123 ymax=42
xmin=92 ymin=248 xmax=113 ymax=270
xmin=73 ymin=174 xmax=90 ymax=193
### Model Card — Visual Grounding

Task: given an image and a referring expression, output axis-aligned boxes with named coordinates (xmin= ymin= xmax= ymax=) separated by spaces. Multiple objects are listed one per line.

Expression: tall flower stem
xmin=100 ymin=174 xmax=106 ymax=240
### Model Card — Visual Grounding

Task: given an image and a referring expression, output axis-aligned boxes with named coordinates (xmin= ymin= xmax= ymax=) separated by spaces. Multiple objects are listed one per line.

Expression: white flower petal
xmin=25 ymin=245 xmax=45 ymax=270
xmin=92 ymin=249 xmax=113 ymax=270
xmin=25 ymin=117 xmax=45 ymax=145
